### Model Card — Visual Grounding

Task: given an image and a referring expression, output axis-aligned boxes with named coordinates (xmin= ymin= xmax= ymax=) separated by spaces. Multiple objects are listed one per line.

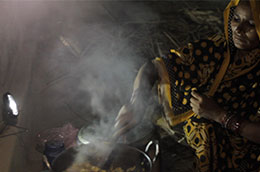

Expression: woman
xmin=114 ymin=0 xmax=260 ymax=171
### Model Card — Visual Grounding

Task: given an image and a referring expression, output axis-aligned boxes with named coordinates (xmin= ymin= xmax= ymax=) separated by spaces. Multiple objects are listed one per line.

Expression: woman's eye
xmin=233 ymin=16 xmax=240 ymax=22
xmin=248 ymin=21 xmax=255 ymax=27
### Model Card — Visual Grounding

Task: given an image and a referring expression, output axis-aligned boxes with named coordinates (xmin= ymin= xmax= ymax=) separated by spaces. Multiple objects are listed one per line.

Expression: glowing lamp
xmin=3 ymin=92 xmax=19 ymax=125
xmin=0 ymin=92 xmax=28 ymax=138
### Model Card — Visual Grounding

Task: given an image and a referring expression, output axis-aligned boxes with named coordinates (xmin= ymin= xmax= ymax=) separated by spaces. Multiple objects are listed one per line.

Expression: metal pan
xmin=51 ymin=141 xmax=158 ymax=172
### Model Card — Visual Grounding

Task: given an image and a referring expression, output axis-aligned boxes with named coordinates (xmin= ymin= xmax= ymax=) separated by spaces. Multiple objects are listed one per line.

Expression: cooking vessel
xmin=51 ymin=141 xmax=158 ymax=172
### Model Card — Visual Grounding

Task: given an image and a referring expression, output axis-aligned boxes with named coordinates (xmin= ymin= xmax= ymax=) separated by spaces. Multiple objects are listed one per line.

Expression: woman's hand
xmin=190 ymin=91 xmax=226 ymax=123
xmin=113 ymin=62 xmax=158 ymax=140
xmin=190 ymin=91 xmax=260 ymax=144
xmin=113 ymin=104 xmax=140 ymax=139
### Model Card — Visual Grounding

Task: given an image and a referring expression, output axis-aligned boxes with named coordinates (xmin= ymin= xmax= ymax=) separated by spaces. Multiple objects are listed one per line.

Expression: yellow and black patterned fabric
xmin=159 ymin=35 xmax=226 ymax=119
xmin=153 ymin=0 xmax=260 ymax=171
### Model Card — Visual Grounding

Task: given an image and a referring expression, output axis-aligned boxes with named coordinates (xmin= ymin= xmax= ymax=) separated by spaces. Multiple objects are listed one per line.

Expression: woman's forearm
xmin=113 ymin=61 xmax=159 ymax=138
xmin=218 ymin=111 xmax=260 ymax=144
xmin=240 ymin=121 xmax=260 ymax=144
xmin=130 ymin=61 xmax=158 ymax=107
xmin=189 ymin=91 xmax=260 ymax=144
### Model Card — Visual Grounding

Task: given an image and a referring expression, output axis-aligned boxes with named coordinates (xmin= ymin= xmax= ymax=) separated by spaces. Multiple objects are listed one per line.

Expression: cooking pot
xmin=50 ymin=141 xmax=159 ymax=172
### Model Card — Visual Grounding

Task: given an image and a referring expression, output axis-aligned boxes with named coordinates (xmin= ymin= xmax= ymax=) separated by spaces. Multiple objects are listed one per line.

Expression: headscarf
xmin=249 ymin=0 xmax=260 ymax=37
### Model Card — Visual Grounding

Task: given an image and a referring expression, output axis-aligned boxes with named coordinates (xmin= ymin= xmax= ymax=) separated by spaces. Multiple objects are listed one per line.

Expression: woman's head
xmin=230 ymin=0 xmax=259 ymax=50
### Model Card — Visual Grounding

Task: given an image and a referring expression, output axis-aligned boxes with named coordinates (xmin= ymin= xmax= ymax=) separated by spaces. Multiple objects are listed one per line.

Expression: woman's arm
xmin=240 ymin=121 xmax=260 ymax=144
xmin=190 ymin=91 xmax=260 ymax=144
xmin=113 ymin=61 xmax=159 ymax=138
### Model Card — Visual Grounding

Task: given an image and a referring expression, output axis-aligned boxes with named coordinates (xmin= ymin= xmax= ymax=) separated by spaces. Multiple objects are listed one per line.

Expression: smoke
xmin=52 ymin=1 xmax=160 ymax=138
xmin=0 ymin=1 xmax=160 ymax=168
xmin=71 ymin=20 xmax=153 ymax=146
xmin=55 ymin=2 xmax=160 ymax=168
xmin=79 ymin=28 xmax=139 ymax=113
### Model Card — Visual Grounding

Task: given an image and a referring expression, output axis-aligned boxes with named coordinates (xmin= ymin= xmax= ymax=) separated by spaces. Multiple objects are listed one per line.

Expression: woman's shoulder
xmin=191 ymin=34 xmax=226 ymax=50
xmin=170 ymin=33 xmax=226 ymax=55
xmin=156 ymin=33 xmax=227 ymax=66
xmin=172 ymin=34 xmax=227 ymax=63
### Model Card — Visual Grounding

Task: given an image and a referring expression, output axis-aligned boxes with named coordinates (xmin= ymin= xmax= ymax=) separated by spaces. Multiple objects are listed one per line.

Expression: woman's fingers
xmin=113 ymin=104 xmax=137 ymax=138
xmin=115 ymin=105 xmax=129 ymax=121
xmin=190 ymin=97 xmax=198 ymax=105
xmin=114 ymin=113 xmax=132 ymax=129
xmin=191 ymin=91 xmax=203 ymax=102
xmin=190 ymin=94 xmax=201 ymax=110
xmin=113 ymin=118 xmax=137 ymax=139
xmin=190 ymin=91 xmax=208 ymax=115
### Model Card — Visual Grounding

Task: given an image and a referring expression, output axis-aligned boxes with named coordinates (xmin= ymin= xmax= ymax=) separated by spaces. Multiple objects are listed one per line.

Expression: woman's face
xmin=231 ymin=2 xmax=259 ymax=50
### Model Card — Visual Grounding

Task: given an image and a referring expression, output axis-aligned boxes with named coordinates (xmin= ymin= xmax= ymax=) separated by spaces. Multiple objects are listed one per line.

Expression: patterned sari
xmin=153 ymin=0 xmax=260 ymax=171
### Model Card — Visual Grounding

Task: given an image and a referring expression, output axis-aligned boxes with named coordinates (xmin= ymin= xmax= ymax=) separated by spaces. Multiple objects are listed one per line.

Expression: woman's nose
xmin=235 ymin=22 xmax=246 ymax=35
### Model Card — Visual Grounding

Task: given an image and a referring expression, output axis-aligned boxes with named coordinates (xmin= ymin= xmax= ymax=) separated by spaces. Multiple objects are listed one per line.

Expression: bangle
xmin=220 ymin=112 xmax=233 ymax=128
xmin=220 ymin=113 xmax=227 ymax=127
xmin=228 ymin=116 xmax=244 ymax=134
xmin=220 ymin=112 xmax=244 ymax=135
